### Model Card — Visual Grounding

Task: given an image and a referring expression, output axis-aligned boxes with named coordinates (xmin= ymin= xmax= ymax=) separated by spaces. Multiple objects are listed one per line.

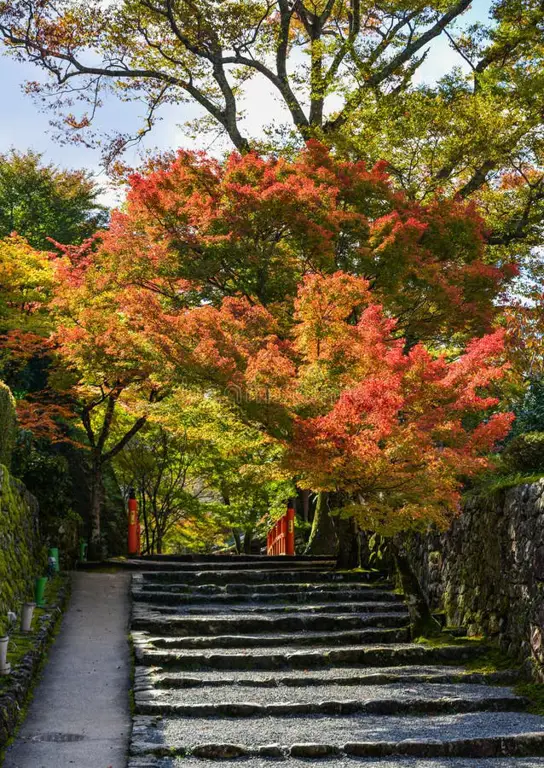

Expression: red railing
xmin=267 ymin=502 xmax=295 ymax=555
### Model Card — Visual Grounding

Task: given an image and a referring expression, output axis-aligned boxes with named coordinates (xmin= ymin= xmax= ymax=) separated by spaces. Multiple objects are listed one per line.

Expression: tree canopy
xmin=75 ymin=142 xmax=516 ymax=345
xmin=0 ymin=150 xmax=107 ymax=249
xmin=1 ymin=0 xmax=543 ymax=252
xmin=48 ymin=145 xmax=514 ymax=540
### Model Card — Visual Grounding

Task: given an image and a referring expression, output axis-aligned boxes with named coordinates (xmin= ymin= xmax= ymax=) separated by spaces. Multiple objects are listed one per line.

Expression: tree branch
xmin=102 ymin=415 xmax=148 ymax=463
xmin=0 ymin=22 xmax=252 ymax=151
xmin=324 ymin=0 xmax=471 ymax=133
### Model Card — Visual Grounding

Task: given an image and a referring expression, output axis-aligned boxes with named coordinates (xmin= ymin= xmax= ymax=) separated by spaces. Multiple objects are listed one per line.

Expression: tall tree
xmin=87 ymin=143 xmax=516 ymax=345
xmin=95 ymin=266 xmax=513 ymax=546
xmin=49 ymin=143 xmax=517 ymax=560
xmin=50 ymin=240 xmax=164 ymax=556
xmin=0 ymin=235 xmax=70 ymax=436
xmin=0 ymin=150 xmax=107 ymax=249
xmin=1 ymin=0 xmax=542 ymax=250
xmin=0 ymin=234 xmax=54 ymax=337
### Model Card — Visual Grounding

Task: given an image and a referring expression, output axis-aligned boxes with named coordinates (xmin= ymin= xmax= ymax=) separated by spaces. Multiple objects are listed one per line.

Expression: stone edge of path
xmin=0 ymin=574 xmax=71 ymax=755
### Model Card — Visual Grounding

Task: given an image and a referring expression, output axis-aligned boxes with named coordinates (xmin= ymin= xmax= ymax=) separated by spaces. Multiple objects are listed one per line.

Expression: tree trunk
xmin=243 ymin=529 xmax=253 ymax=554
xmin=305 ymin=492 xmax=337 ymax=555
xmin=232 ymin=529 xmax=242 ymax=555
xmin=359 ymin=530 xmax=372 ymax=570
xmin=88 ymin=459 xmax=104 ymax=561
xmin=301 ymin=489 xmax=310 ymax=523
xmin=336 ymin=516 xmax=360 ymax=569
xmin=391 ymin=540 xmax=441 ymax=638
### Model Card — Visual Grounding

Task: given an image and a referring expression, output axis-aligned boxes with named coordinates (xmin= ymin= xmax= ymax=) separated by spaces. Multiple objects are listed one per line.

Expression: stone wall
xmin=0 ymin=464 xmax=45 ymax=620
xmin=405 ymin=480 xmax=544 ymax=678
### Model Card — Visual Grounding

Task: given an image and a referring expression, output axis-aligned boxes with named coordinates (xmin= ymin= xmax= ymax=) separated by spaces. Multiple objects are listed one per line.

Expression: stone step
xmin=119 ymin=557 xmax=340 ymax=572
xmin=133 ymin=665 xmax=521 ymax=690
xmin=130 ymin=711 xmax=544 ymax=759
xmin=129 ymin=757 xmax=544 ymax=768
xmin=130 ymin=611 xmax=409 ymax=636
xmin=134 ymin=642 xmax=487 ymax=671
xmin=132 ymin=758 xmax=544 ymax=768
xmin=131 ymin=559 xmax=337 ymax=571
xmin=137 ymin=554 xmax=336 ymax=564
xmin=136 ymin=579 xmax=394 ymax=595
xmin=132 ymin=601 xmax=409 ymax=616
xmin=132 ymin=587 xmax=402 ymax=606
xmin=137 ymin=569 xmax=382 ymax=585
xmin=135 ymin=695 xmax=525 ymax=718
xmin=134 ymin=626 xmax=411 ymax=650
xmin=133 ymin=681 xmax=525 ymax=717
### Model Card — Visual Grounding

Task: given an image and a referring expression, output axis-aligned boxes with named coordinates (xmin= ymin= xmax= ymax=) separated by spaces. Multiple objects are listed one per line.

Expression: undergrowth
xmin=415 ymin=633 xmax=486 ymax=648
xmin=464 ymin=472 xmax=544 ymax=505
xmin=516 ymin=683 xmax=544 ymax=715
xmin=0 ymin=574 xmax=70 ymax=761
xmin=464 ymin=647 xmax=521 ymax=674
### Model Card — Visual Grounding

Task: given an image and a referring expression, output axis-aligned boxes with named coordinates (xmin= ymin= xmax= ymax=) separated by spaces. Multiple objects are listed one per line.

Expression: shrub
xmin=502 ymin=431 xmax=544 ymax=473
xmin=0 ymin=382 xmax=17 ymax=468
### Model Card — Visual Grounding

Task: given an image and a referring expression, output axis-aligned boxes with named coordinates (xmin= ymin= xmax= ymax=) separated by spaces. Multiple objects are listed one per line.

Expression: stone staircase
xmin=128 ymin=556 xmax=544 ymax=767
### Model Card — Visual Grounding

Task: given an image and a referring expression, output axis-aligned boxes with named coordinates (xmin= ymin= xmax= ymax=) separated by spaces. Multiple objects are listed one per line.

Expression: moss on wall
xmin=0 ymin=464 xmax=45 ymax=621
xmin=0 ymin=383 xmax=16 ymax=470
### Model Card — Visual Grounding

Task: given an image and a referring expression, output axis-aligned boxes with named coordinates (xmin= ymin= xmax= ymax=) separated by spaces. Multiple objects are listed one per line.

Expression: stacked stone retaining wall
xmin=405 ymin=480 xmax=544 ymax=677
xmin=0 ymin=464 xmax=45 ymax=618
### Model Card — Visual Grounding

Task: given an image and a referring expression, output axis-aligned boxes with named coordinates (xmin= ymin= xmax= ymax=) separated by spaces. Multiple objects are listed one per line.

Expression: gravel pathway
xmin=129 ymin=759 xmax=544 ymax=768
xmin=132 ymin=710 xmax=544 ymax=748
xmin=134 ymin=681 xmax=521 ymax=705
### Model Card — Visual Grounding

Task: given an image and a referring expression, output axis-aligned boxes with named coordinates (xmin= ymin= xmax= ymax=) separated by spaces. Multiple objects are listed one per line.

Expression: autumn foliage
xmin=288 ymin=274 xmax=513 ymax=533
xmin=97 ymin=142 xmax=516 ymax=343
xmin=7 ymin=142 xmax=516 ymax=543
xmin=109 ymin=270 xmax=511 ymax=533
xmin=42 ymin=143 xmax=518 ymax=536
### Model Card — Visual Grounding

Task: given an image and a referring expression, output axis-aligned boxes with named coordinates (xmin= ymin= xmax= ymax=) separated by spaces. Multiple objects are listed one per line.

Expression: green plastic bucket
xmin=35 ymin=577 xmax=48 ymax=607
xmin=48 ymin=547 xmax=60 ymax=573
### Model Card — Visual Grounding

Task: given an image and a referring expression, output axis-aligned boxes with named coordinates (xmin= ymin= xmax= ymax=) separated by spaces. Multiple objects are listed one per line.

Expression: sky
xmin=0 ymin=0 xmax=491 ymax=207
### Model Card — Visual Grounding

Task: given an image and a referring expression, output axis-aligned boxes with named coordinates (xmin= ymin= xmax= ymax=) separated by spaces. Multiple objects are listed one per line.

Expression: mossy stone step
xmin=133 ymin=681 xmax=525 ymax=718
xmin=132 ymin=588 xmax=402 ymax=606
xmin=134 ymin=642 xmax=488 ymax=671
xmin=132 ymin=601 xmax=408 ymax=617
xmin=134 ymin=626 xmax=411 ymax=650
xmin=130 ymin=611 xmax=408 ymax=636
xmin=134 ymin=695 xmax=526 ymax=718
xmin=129 ymin=758 xmax=544 ymax=768
xmin=136 ymin=579 xmax=394 ymax=595
xmin=133 ymin=665 xmax=521 ymax=690
xmin=137 ymin=570 xmax=383 ymax=585
xmin=132 ymin=554 xmax=335 ymax=564
xmin=129 ymin=711 xmax=544 ymax=759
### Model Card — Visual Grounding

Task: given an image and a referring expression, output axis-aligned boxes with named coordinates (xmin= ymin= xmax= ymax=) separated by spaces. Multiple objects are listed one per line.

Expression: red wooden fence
xmin=267 ymin=502 xmax=295 ymax=555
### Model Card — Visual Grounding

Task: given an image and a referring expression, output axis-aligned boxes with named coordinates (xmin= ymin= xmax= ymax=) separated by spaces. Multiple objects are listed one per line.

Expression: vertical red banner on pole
xmin=286 ymin=501 xmax=295 ymax=555
xmin=128 ymin=488 xmax=139 ymax=556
